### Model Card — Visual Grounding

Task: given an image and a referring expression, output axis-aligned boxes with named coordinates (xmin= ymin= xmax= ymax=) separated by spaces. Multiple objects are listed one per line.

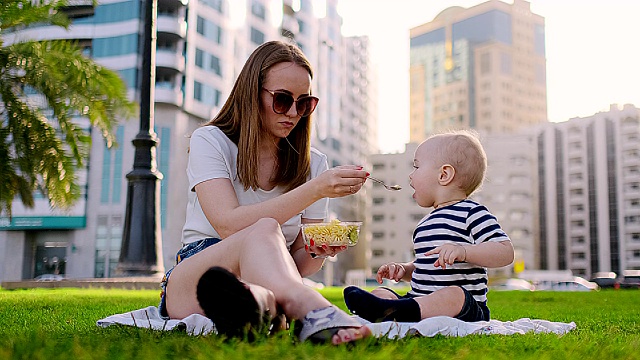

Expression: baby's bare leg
xmin=413 ymin=286 xmax=466 ymax=319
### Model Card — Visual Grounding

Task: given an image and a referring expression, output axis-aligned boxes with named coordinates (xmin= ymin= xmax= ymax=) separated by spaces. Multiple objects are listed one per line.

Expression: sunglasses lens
xmin=296 ymin=97 xmax=318 ymax=117
xmin=273 ymin=92 xmax=294 ymax=114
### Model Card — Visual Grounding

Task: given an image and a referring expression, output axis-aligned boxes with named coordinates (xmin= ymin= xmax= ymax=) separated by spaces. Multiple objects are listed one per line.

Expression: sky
xmin=337 ymin=0 xmax=640 ymax=153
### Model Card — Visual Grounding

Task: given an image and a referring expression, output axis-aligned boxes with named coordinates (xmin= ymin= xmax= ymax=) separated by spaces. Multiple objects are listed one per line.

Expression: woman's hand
xmin=313 ymin=165 xmax=368 ymax=198
xmin=305 ymin=240 xmax=348 ymax=259
xmin=376 ymin=262 xmax=407 ymax=283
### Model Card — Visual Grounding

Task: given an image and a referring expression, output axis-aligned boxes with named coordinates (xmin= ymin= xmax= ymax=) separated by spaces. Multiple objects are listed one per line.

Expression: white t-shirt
xmin=182 ymin=126 xmax=329 ymax=248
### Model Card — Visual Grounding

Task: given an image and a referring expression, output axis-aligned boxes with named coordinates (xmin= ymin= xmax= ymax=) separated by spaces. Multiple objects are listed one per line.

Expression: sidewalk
xmin=1 ymin=277 xmax=161 ymax=290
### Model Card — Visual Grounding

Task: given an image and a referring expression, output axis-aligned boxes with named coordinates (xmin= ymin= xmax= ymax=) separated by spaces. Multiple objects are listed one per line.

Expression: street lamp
xmin=116 ymin=0 xmax=164 ymax=277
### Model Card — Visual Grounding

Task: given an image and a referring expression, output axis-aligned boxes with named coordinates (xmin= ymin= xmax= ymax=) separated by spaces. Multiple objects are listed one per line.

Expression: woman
xmin=159 ymin=41 xmax=371 ymax=345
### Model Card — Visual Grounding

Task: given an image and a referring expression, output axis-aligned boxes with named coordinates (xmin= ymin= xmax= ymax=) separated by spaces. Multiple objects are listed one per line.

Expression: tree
xmin=0 ymin=0 xmax=136 ymax=217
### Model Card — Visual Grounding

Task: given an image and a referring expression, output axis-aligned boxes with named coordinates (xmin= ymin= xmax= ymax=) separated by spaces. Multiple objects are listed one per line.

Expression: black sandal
xmin=197 ymin=266 xmax=264 ymax=340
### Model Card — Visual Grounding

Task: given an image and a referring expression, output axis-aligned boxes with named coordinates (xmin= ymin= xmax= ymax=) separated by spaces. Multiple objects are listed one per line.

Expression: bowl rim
xmin=299 ymin=221 xmax=363 ymax=227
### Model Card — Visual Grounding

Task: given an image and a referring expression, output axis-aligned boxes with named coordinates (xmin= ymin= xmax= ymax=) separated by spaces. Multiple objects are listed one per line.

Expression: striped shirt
xmin=409 ymin=199 xmax=511 ymax=303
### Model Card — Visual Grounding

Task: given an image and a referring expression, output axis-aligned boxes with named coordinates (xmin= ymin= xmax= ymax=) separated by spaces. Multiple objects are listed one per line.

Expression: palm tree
xmin=0 ymin=0 xmax=136 ymax=217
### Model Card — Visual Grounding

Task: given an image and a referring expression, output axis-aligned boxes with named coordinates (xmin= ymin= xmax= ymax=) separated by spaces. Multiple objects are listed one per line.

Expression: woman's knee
xmin=249 ymin=218 xmax=286 ymax=245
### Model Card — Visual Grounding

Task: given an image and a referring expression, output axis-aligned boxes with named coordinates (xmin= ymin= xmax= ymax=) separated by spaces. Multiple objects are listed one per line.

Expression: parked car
xmin=618 ymin=270 xmax=640 ymax=289
xmin=492 ymin=278 xmax=535 ymax=291
xmin=590 ymin=272 xmax=618 ymax=289
xmin=34 ymin=274 xmax=65 ymax=282
xmin=533 ymin=277 xmax=599 ymax=292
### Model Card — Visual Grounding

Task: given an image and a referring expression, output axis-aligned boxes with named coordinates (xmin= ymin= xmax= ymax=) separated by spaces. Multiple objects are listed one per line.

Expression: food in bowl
xmin=300 ymin=219 xmax=362 ymax=247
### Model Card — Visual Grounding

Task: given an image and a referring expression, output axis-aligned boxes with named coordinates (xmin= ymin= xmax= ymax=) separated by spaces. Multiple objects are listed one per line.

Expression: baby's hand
xmin=425 ymin=244 xmax=467 ymax=270
xmin=376 ymin=263 xmax=406 ymax=283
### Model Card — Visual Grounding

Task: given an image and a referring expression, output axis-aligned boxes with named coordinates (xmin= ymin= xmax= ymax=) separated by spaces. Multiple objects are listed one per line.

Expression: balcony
xmin=157 ymin=15 xmax=187 ymax=40
xmin=155 ymin=83 xmax=183 ymax=107
xmin=156 ymin=50 xmax=185 ymax=74
xmin=61 ymin=0 xmax=95 ymax=19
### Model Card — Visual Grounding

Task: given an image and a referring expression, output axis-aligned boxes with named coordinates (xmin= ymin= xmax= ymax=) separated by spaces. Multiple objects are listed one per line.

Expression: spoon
xmin=367 ymin=176 xmax=402 ymax=191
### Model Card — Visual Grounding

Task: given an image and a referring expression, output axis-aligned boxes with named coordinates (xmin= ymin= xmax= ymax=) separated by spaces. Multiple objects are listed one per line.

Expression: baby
xmin=345 ymin=130 xmax=514 ymax=323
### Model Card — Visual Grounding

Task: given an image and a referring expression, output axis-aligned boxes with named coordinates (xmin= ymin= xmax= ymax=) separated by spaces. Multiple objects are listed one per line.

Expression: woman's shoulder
xmin=309 ymin=146 xmax=327 ymax=161
xmin=192 ymin=125 xmax=223 ymax=138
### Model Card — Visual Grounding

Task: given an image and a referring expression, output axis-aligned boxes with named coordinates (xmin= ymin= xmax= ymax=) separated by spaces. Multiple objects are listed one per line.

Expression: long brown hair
xmin=206 ymin=41 xmax=314 ymax=192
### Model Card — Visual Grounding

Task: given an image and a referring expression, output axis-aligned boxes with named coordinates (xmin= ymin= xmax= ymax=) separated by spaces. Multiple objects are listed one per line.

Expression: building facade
xmin=536 ymin=104 xmax=640 ymax=277
xmin=409 ymin=0 xmax=547 ymax=141
xmin=0 ymin=0 xmax=377 ymax=284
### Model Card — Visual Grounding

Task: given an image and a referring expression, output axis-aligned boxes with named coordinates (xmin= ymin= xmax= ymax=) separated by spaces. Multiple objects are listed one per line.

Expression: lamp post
xmin=116 ymin=0 xmax=164 ymax=277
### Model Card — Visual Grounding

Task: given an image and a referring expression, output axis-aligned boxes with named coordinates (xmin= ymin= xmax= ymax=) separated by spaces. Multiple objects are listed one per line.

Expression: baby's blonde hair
xmin=428 ymin=130 xmax=487 ymax=195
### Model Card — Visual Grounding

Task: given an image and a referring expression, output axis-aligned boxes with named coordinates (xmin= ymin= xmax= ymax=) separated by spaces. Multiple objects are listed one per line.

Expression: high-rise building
xmin=409 ymin=0 xmax=547 ymax=141
xmin=536 ymin=104 xmax=640 ymax=277
xmin=0 ymin=0 xmax=376 ymax=284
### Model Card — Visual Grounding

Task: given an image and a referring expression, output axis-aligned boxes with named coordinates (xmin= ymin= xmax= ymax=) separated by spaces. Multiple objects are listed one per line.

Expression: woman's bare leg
xmin=166 ymin=218 xmax=370 ymax=343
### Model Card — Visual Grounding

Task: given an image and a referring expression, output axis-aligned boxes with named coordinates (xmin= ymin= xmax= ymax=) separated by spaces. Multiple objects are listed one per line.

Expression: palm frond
xmin=0 ymin=0 xmax=74 ymax=32
xmin=0 ymin=0 xmax=135 ymax=217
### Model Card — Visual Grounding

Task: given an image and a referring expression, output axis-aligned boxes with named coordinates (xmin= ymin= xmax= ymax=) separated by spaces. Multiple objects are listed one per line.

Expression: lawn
xmin=0 ymin=287 xmax=638 ymax=360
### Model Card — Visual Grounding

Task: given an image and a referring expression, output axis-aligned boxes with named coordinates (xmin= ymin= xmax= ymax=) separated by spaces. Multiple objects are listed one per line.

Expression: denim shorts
xmin=158 ymin=237 xmax=222 ymax=319
xmin=381 ymin=286 xmax=490 ymax=322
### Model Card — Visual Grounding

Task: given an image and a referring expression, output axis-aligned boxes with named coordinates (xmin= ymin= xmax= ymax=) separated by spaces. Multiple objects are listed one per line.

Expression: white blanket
xmin=97 ymin=306 xmax=576 ymax=338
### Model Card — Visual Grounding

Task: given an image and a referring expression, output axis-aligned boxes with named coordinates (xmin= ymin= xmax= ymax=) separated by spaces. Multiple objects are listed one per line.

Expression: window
xmin=571 ymin=220 xmax=585 ymax=228
xmin=571 ymin=204 xmax=584 ymax=212
xmin=510 ymin=210 xmax=525 ymax=221
xmin=251 ymin=1 xmax=266 ymax=19
xmin=93 ymin=34 xmax=138 ymax=57
xmin=372 ymin=249 xmax=384 ymax=257
xmin=571 ymin=236 xmax=585 ymax=244
xmin=411 ymin=213 xmax=424 ymax=221
xmin=94 ymin=215 xmax=123 ymax=278
xmin=372 ymin=214 xmax=384 ymax=221
xmin=480 ymin=52 xmax=491 ymax=74
xmin=195 ymin=48 xmax=222 ymax=76
xmin=250 ymin=27 xmax=264 ymax=45
xmin=625 ymin=216 xmax=640 ymax=224
xmin=500 ymin=52 xmax=511 ymax=75
xmin=197 ymin=16 xmax=222 ymax=44
xmin=571 ymin=252 xmax=586 ymax=260
xmin=194 ymin=81 xmax=221 ymax=107
xmin=372 ymin=197 xmax=385 ymax=205
xmin=372 ymin=232 xmax=384 ymax=239
xmin=201 ymin=0 xmax=223 ymax=12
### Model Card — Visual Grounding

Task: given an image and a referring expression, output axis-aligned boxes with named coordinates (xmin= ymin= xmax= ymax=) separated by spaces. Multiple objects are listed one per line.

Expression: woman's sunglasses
xmin=262 ymin=88 xmax=319 ymax=117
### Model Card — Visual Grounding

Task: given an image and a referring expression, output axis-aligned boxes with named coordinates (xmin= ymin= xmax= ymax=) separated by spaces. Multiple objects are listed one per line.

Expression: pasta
xmin=301 ymin=219 xmax=361 ymax=246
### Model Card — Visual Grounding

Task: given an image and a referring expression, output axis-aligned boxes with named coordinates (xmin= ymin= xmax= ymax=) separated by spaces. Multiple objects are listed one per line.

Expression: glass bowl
xmin=300 ymin=221 xmax=362 ymax=247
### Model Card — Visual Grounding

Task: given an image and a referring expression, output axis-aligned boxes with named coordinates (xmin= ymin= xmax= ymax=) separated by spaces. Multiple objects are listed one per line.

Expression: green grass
xmin=0 ymin=287 xmax=638 ymax=359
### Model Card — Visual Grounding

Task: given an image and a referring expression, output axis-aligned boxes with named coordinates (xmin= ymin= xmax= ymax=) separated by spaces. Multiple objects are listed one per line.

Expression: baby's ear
xmin=438 ymin=164 xmax=455 ymax=185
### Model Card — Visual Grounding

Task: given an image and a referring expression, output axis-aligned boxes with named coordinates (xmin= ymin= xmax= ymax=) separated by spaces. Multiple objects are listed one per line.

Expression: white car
xmin=534 ymin=277 xmax=599 ymax=291
xmin=492 ymin=278 xmax=535 ymax=291
xmin=34 ymin=274 xmax=65 ymax=282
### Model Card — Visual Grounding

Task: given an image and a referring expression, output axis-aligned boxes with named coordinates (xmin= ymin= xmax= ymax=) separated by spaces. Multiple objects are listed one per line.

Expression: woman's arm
xmin=195 ymin=166 xmax=367 ymax=238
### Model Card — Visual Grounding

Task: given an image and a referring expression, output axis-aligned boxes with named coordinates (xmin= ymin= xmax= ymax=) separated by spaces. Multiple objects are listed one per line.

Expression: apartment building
xmin=536 ymin=104 xmax=640 ymax=277
xmin=0 ymin=0 xmax=376 ymax=283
